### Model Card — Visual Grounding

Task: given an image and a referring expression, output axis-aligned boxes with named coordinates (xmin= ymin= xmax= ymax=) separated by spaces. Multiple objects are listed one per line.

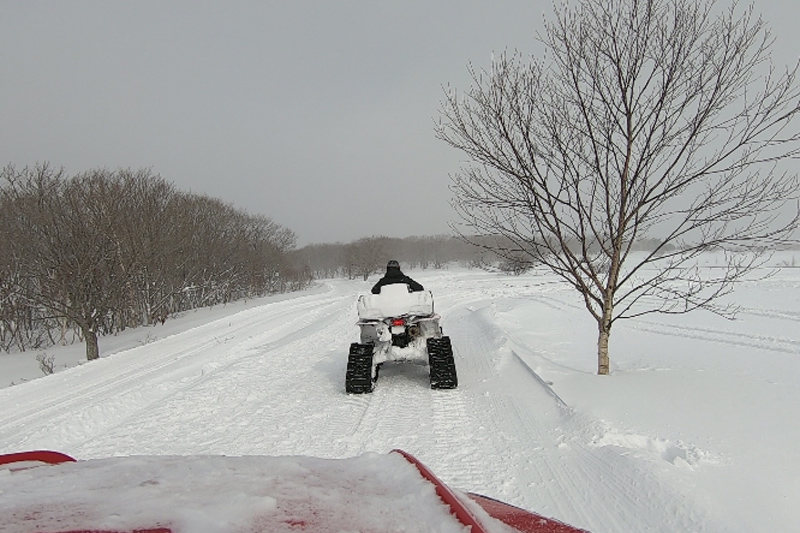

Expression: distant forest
xmin=289 ymin=233 xmax=685 ymax=281
xmin=290 ymin=235 xmax=487 ymax=281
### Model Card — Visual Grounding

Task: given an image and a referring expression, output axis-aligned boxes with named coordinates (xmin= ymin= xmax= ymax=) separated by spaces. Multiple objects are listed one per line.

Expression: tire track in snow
xmin=739 ymin=306 xmax=800 ymax=322
xmin=0 ymin=289 xmax=353 ymax=455
xmin=527 ymin=277 xmax=800 ymax=354
xmin=75 ymin=291 xmax=359 ymax=458
xmin=629 ymin=319 xmax=800 ymax=354
xmin=424 ymin=304 xmax=500 ymax=486
xmin=335 ymin=364 xmax=436 ymax=457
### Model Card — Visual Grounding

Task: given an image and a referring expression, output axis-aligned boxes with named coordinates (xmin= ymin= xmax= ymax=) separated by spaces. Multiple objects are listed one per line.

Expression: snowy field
xmin=1 ymin=252 xmax=799 ymax=532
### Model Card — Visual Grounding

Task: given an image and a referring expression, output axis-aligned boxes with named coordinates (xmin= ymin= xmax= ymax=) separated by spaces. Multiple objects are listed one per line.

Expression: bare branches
xmin=436 ymin=0 xmax=800 ymax=374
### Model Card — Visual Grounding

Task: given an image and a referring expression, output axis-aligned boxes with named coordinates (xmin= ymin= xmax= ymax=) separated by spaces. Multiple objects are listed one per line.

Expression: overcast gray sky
xmin=2 ymin=1 xmax=796 ymax=246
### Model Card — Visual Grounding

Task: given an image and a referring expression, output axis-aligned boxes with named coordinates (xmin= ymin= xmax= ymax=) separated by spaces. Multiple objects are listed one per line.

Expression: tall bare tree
xmin=1 ymin=165 xmax=123 ymax=360
xmin=436 ymin=0 xmax=800 ymax=374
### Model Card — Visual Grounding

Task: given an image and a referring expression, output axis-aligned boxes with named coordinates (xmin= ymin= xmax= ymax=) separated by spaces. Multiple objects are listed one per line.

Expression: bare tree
xmin=1 ymin=165 xmax=123 ymax=360
xmin=346 ymin=237 xmax=389 ymax=281
xmin=436 ymin=0 xmax=800 ymax=374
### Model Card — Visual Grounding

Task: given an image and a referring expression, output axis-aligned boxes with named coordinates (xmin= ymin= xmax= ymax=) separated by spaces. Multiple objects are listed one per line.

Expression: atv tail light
xmin=391 ymin=318 xmax=405 ymax=327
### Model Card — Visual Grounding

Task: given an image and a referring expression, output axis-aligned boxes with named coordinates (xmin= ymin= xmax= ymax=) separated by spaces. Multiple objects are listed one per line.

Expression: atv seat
xmin=357 ymin=284 xmax=434 ymax=320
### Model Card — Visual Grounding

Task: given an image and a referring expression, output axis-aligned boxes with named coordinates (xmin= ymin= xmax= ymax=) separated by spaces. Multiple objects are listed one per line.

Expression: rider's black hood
xmin=383 ymin=265 xmax=404 ymax=281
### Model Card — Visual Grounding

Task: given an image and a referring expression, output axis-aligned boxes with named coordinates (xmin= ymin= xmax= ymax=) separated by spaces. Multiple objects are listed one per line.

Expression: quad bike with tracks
xmin=346 ymin=283 xmax=457 ymax=393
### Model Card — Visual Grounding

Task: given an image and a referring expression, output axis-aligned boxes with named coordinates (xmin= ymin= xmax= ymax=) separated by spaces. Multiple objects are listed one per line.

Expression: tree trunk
xmin=82 ymin=325 xmax=100 ymax=361
xmin=597 ymin=298 xmax=613 ymax=375
xmin=597 ymin=325 xmax=610 ymax=375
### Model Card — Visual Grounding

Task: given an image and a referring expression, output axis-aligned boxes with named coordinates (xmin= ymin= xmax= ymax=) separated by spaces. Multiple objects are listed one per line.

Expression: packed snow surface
xmin=2 ymin=253 xmax=799 ymax=532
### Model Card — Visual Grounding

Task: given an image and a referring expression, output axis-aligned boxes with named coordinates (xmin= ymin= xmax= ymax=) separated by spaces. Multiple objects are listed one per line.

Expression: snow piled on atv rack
xmin=1 ymin=453 xmax=503 ymax=533
xmin=357 ymin=284 xmax=434 ymax=319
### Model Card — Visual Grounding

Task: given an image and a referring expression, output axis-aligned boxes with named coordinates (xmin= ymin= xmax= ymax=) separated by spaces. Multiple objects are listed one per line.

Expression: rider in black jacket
xmin=371 ymin=260 xmax=424 ymax=294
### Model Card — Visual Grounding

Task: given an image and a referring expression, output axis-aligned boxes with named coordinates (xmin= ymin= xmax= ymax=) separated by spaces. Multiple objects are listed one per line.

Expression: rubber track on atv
xmin=346 ymin=343 xmax=374 ymax=394
xmin=427 ymin=336 xmax=458 ymax=389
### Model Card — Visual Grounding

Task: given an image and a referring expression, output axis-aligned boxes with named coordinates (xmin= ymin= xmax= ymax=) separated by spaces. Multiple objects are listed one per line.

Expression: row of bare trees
xmin=0 ymin=164 xmax=303 ymax=360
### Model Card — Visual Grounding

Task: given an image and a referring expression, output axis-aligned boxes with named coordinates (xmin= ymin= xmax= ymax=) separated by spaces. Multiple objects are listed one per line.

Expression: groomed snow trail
xmin=1 ymin=271 xmax=729 ymax=532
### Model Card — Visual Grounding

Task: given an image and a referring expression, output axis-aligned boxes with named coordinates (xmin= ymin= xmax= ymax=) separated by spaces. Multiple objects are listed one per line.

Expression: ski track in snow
xmin=525 ymin=281 xmax=800 ymax=357
xmin=629 ymin=319 xmax=800 ymax=355
xmin=4 ymin=268 xmax=794 ymax=532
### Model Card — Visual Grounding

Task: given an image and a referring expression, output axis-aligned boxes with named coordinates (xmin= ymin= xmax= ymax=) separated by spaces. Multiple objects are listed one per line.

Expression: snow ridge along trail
xmin=4 ymin=266 xmax=794 ymax=532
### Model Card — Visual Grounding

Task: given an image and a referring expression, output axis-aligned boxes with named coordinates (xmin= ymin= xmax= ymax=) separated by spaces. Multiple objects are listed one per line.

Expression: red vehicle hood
xmin=0 ymin=449 xmax=589 ymax=533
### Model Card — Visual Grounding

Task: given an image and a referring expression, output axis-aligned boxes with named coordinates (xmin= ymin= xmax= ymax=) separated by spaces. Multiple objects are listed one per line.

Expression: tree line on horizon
xmin=288 ymin=234 xmax=682 ymax=281
xmin=290 ymin=235 xmax=484 ymax=281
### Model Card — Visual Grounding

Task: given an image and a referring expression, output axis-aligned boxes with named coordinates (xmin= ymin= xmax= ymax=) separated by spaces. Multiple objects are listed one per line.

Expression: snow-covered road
xmin=2 ymin=263 xmax=799 ymax=532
